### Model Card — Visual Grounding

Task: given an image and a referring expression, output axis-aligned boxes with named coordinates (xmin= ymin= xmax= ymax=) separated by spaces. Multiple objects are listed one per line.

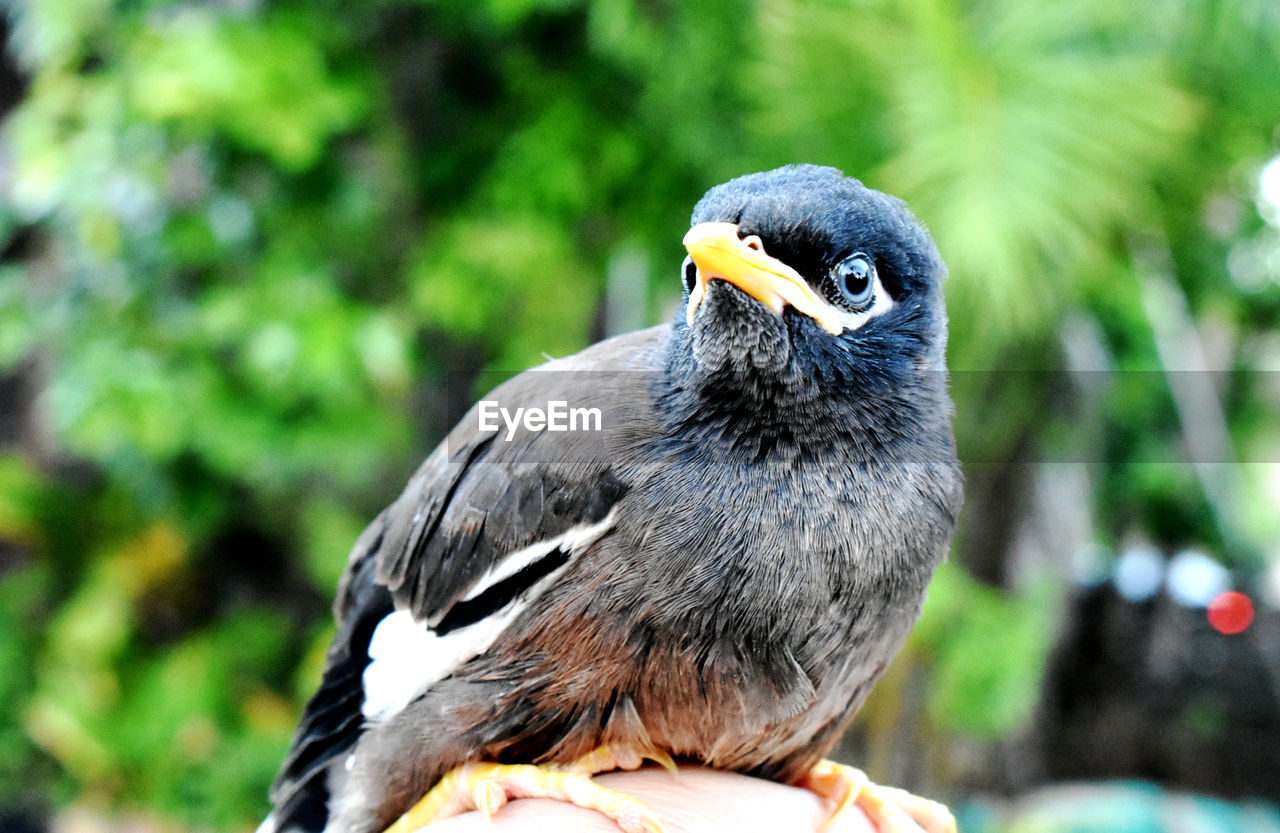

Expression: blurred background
xmin=1 ymin=0 xmax=1279 ymax=831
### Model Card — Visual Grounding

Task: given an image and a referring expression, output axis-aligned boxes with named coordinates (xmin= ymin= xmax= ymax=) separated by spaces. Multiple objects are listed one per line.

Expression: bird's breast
xmin=483 ymin=448 xmax=951 ymax=775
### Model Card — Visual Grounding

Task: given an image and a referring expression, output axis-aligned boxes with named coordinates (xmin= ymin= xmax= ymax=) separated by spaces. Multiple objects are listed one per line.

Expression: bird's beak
xmin=682 ymin=223 xmax=843 ymax=335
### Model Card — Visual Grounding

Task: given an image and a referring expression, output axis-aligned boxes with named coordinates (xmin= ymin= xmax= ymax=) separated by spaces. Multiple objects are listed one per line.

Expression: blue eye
xmin=834 ymin=254 xmax=876 ymax=308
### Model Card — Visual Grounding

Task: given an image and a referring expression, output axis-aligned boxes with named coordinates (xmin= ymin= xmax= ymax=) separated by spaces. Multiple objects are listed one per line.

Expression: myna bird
xmin=260 ymin=165 xmax=964 ymax=833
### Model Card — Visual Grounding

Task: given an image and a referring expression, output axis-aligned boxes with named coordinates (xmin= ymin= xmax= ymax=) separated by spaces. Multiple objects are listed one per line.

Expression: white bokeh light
xmin=1166 ymin=549 xmax=1231 ymax=607
xmin=1259 ymin=154 xmax=1280 ymax=227
xmin=1114 ymin=545 xmax=1165 ymax=601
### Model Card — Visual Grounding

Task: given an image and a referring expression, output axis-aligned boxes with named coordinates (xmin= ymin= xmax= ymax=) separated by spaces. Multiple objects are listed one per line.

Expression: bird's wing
xmin=267 ymin=325 xmax=668 ymax=832
xmin=268 ymin=520 xmax=393 ymax=833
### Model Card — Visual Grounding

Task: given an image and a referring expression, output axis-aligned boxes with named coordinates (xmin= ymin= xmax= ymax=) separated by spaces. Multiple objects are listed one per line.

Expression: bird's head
xmin=667 ymin=165 xmax=952 ymax=450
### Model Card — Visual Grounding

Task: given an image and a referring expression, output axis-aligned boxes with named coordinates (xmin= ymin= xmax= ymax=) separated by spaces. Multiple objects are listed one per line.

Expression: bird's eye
xmin=833 ymin=254 xmax=876 ymax=309
xmin=681 ymin=255 xmax=698 ymax=294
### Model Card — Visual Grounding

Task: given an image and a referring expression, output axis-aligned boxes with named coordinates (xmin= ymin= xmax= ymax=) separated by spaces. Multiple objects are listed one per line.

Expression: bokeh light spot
xmin=1114 ymin=545 xmax=1164 ymax=601
xmin=1167 ymin=549 xmax=1229 ymax=607
xmin=1208 ymin=591 xmax=1254 ymax=635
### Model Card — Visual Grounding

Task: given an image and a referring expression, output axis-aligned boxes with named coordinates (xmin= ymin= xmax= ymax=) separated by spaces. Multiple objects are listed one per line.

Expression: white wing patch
xmin=360 ymin=509 xmax=618 ymax=723
xmin=360 ymin=605 xmax=526 ymax=721
xmin=459 ymin=538 xmax=564 ymax=603
xmin=461 ymin=509 xmax=618 ymax=602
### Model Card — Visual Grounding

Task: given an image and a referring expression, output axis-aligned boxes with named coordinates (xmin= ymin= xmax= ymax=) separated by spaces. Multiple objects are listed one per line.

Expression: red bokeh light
xmin=1208 ymin=591 xmax=1254 ymax=635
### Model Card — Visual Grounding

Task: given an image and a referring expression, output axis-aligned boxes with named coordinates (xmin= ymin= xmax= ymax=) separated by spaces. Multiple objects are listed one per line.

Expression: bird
xmin=260 ymin=164 xmax=964 ymax=833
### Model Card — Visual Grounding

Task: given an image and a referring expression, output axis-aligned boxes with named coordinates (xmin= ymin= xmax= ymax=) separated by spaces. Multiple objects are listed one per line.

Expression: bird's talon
xmin=472 ymin=779 xmax=506 ymax=822
xmin=877 ymin=787 xmax=956 ymax=833
xmin=564 ymin=743 xmax=675 ymax=776
xmin=387 ymin=756 xmax=669 ymax=833
xmin=643 ymin=749 xmax=678 ymax=775
xmin=614 ymin=798 xmax=668 ymax=833
xmin=805 ymin=759 xmax=954 ymax=833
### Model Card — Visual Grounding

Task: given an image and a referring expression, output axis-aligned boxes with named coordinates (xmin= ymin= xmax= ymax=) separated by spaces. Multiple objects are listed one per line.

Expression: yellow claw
xmin=564 ymin=744 xmax=678 ymax=777
xmin=804 ymin=759 xmax=957 ymax=833
xmin=382 ymin=746 xmax=674 ymax=833
xmin=643 ymin=749 xmax=678 ymax=776
xmin=472 ymin=778 xmax=506 ymax=822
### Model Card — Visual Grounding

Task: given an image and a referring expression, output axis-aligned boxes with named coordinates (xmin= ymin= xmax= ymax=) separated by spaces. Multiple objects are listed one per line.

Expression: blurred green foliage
xmin=1 ymin=0 xmax=1278 ymax=829
xmin=915 ymin=561 xmax=1058 ymax=739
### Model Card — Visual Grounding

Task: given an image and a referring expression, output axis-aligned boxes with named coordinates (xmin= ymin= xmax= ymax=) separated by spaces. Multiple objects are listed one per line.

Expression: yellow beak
xmin=682 ymin=222 xmax=843 ymax=335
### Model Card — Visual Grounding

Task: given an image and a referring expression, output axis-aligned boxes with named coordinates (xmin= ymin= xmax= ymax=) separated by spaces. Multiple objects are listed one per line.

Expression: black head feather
xmin=666 ymin=165 xmax=952 ymax=458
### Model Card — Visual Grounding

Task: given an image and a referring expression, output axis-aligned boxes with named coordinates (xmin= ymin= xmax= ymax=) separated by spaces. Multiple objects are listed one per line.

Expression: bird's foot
xmin=564 ymin=743 xmax=678 ymax=776
xmin=803 ymin=760 xmax=956 ymax=833
xmin=381 ymin=745 xmax=672 ymax=833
